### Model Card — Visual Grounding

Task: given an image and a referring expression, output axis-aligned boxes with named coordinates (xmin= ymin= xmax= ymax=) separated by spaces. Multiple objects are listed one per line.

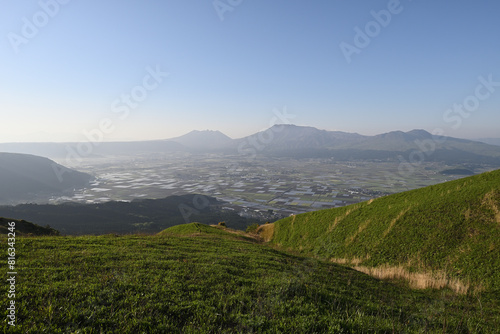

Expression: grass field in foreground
xmin=1 ymin=226 xmax=499 ymax=333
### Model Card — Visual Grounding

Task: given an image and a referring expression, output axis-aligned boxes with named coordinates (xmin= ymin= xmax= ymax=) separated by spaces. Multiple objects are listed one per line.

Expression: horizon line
xmin=0 ymin=125 xmax=497 ymax=144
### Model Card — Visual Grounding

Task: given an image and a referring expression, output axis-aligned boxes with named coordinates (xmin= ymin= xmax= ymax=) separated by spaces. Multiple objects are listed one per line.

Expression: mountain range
xmin=1 ymin=125 xmax=500 ymax=165
xmin=174 ymin=125 xmax=500 ymax=164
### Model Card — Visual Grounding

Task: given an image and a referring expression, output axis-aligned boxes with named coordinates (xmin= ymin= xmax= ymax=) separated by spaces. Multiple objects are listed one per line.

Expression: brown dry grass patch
xmin=328 ymin=206 xmax=359 ymax=232
xmin=345 ymin=219 xmax=371 ymax=246
xmin=257 ymin=223 xmax=275 ymax=242
xmin=353 ymin=264 xmax=473 ymax=294
xmin=483 ymin=191 xmax=500 ymax=224
xmin=382 ymin=207 xmax=411 ymax=238
xmin=330 ymin=255 xmax=370 ymax=266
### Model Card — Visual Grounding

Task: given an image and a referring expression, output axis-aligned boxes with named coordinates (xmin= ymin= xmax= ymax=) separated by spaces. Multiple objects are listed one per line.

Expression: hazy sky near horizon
xmin=1 ymin=0 xmax=499 ymax=142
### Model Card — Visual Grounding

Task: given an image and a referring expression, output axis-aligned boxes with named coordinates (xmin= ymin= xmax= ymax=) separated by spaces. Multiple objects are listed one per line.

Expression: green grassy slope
xmin=1 ymin=229 xmax=498 ymax=333
xmin=158 ymin=222 xmax=258 ymax=242
xmin=270 ymin=169 xmax=500 ymax=291
xmin=158 ymin=222 xmax=233 ymax=236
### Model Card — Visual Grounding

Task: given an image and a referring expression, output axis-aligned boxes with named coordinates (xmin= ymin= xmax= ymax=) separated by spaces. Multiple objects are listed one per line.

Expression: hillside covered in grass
xmin=269 ymin=169 xmax=500 ymax=292
xmin=2 ymin=224 xmax=498 ymax=333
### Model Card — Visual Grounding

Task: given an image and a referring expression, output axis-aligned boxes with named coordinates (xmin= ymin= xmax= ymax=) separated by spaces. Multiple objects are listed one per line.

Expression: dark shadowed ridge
xmin=0 ymin=217 xmax=59 ymax=236
xmin=0 ymin=194 xmax=260 ymax=235
xmin=0 ymin=153 xmax=92 ymax=205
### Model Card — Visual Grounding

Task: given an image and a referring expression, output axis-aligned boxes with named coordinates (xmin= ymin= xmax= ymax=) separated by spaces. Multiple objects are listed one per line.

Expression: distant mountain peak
xmin=176 ymin=129 xmax=231 ymax=138
xmin=406 ymin=129 xmax=433 ymax=138
xmin=168 ymin=129 xmax=233 ymax=150
xmin=187 ymin=129 xmax=226 ymax=135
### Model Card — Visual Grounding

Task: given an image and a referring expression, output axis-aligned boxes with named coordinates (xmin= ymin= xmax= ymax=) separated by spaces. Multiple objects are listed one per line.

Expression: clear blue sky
xmin=1 ymin=0 xmax=499 ymax=142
